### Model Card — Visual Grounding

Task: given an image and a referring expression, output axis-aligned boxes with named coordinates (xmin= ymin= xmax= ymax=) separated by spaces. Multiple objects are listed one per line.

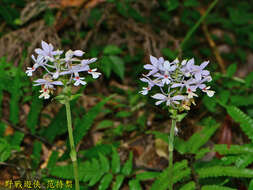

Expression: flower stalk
xmin=64 ymin=97 xmax=80 ymax=190
xmin=168 ymin=114 xmax=177 ymax=190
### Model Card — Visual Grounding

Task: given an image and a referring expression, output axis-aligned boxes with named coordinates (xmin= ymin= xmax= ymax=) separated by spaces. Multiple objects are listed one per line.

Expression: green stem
xmin=179 ymin=0 xmax=219 ymax=50
xmin=65 ymin=99 xmax=80 ymax=190
xmin=168 ymin=118 xmax=177 ymax=190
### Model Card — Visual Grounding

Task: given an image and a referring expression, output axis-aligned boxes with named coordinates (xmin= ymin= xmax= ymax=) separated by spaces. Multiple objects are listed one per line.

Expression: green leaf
xmin=109 ymin=55 xmax=125 ymax=80
xmin=11 ymin=131 xmax=24 ymax=147
xmin=112 ymin=175 xmax=124 ymax=190
xmin=0 ymin=138 xmax=11 ymax=162
xmin=245 ymin=72 xmax=253 ymax=87
xmin=47 ymin=151 xmax=59 ymax=172
xmin=230 ymin=95 xmax=253 ymax=106
xmin=129 ymin=179 xmax=142 ymax=190
xmin=27 ymin=92 xmax=43 ymax=134
xmin=122 ymin=152 xmax=133 ymax=176
xmin=42 ymin=106 xmax=68 ymax=143
xmin=197 ymin=166 xmax=253 ymax=178
xmin=226 ymin=106 xmax=253 ymax=143
xmin=249 ymin=179 xmax=253 ymax=190
xmin=166 ymin=0 xmax=179 ymax=12
xmin=184 ymin=119 xmax=219 ymax=153
xmin=9 ymin=67 xmax=22 ymax=125
xmin=162 ymin=48 xmax=177 ymax=60
xmin=184 ymin=0 xmax=199 ymax=7
xmin=179 ymin=181 xmax=195 ymax=190
xmin=226 ymin=63 xmax=237 ymax=77
xmin=100 ymin=56 xmax=112 ymax=78
xmin=99 ymin=153 xmax=110 ymax=173
xmin=150 ymin=160 xmax=190 ymax=190
xmin=74 ymin=96 xmax=113 ymax=145
xmin=97 ymin=120 xmax=114 ymax=129
xmin=104 ymin=45 xmax=122 ymax=55
xmin=31 ymin=141 xmax=42 ymax=168
xmin=219 ymin=90 xmax=230 ymax=105
xmin=136 ymin=172 xmax=160 ymax=181
xmin=115 ymin=111 xmax=132 ymax=118
xmin=111 ymin=147 xmax=121 ymax=174
xmin=98 ymin=173 xmax=113 ymax=190
xmin=201 ymin=185 xmax=236 ymax=190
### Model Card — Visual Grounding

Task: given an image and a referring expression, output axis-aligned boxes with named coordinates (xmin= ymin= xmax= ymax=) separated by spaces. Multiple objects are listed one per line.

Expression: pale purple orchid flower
xmin=73 ymin=73 xmax=87 ymax=86
xmin=151 ymin=93 xmax=185 ymax=106
xmin=35 ymin=41 xmax=62 ymax=61
xmin=88 ymin=68 xmax=101 ymax=79
xmin=181 ymin=58 xmax=195 ymax=77
xmin=144 ymin=55 xmax=164 ymax=76
xmin=171 ymin=78 xmax=196 ymax=91
xmin=64 ymin=50 xmax=85 ymax=63
xmin=191 ymin=61 xmax=210 ymax=81
xmin=33 ymin=79 xmax=63 ymax=89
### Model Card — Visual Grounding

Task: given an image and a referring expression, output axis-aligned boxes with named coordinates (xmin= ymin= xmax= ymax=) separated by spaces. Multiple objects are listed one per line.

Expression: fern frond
xmin=186 ymin=122 xmax=219 ymax=154
xmin=235 ymin=154 xmax=253 ymax=168
xmin=150 ymin=160 xmax=189 ymax=190
xmin=226 ymin=106 xmax=253 ymax=142
xmin=74 ymin=95 xmax=113 ymax=145
xmin=26 ymin=91 xmax=43 ymax=134
xmin=180 ymin=181 xmax=196 ymax=190
xmin=214 ymin=144 xmax=253 ymax=155
xmin=230 ymin=95 xmax=253 ymax=106
xmin=195 ymin=148 xmax=211 ymax=160
xmin=201 ymin=185 xmax=236 ymax=190
xmin=197 ymin=166 xmax=253 ymax=178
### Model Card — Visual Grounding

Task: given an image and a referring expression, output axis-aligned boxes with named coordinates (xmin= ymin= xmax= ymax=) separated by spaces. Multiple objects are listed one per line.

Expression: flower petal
xmin=150 ymin=55 xmax=158 ymax=65
xmin=151 ymin=93 xmax=166 ymax=100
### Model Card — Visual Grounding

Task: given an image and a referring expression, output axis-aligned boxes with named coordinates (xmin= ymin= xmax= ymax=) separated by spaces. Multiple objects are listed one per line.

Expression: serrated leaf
xmin=31 ymin=141 xmax=42 ymax=168
xmin=180 ymin=181 xmax=195 ymax=190
xmin=0 ymin=139 xmax=11 ymax=162
xmin=74 ymin=96 xmax=113 ymax=145
xmin=230 ymin=95 xmax=253 ymax=106
xmin=11 ymin=131 xmax=24 ymax=147
xmin=111 ymin=147 xmax=121 ymax=174
xmin=135 ymin=172 xmax=160 ymax=181
xmin=129 ymin=179 xmax=142 ymax=190
xmin=27 ymin=93 xmax=43 ymax=134
xmin=122 ymin=152 xmax=133 ymax=176
xmin=226 ymin=106 xmax=253 ymax=143
xmin=47 ymin=151 xmax=59 ymax=172
xmin=185 ymin=120 xmax=219 ymax=153
xmin=109 ymin=55 xmax=125 ymax=80
xmin=112 ymin=175 xmax=124 ymax=190
xmin=150 ymin=160 xmax=189 ymax=190
xmin=99 ymin=153 xmax=110 ymax=173
xmin=201 ymin=185 xmax=236 ymax=190
xmin=197 ymin=166 xmax=253 ymax=178
xmin=98 ymin=173 xmax=113 ymax=190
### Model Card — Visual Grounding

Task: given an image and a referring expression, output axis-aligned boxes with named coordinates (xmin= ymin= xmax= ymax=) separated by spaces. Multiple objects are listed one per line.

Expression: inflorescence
xmin=140 ymin=55 xmax=215 ymax=110
xmin=26 ymin=41 xmax=101 ymax=99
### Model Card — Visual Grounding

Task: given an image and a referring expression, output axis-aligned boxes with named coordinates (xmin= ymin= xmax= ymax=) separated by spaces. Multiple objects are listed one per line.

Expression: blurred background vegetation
xmin=0 ymin=0 xmax=253 ymax=189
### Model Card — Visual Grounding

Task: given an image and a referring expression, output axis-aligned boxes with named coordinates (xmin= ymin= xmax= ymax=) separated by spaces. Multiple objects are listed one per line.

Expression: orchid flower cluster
xmin=140 ymin=55 xmax=215 ymax=110
xmin=26 ymin=41 xmax=101 ymax=99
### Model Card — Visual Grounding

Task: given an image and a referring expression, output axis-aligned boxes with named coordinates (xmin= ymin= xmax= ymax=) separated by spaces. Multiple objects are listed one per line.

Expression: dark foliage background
xmin=0 ymin=0 xmax=253 ymax=189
